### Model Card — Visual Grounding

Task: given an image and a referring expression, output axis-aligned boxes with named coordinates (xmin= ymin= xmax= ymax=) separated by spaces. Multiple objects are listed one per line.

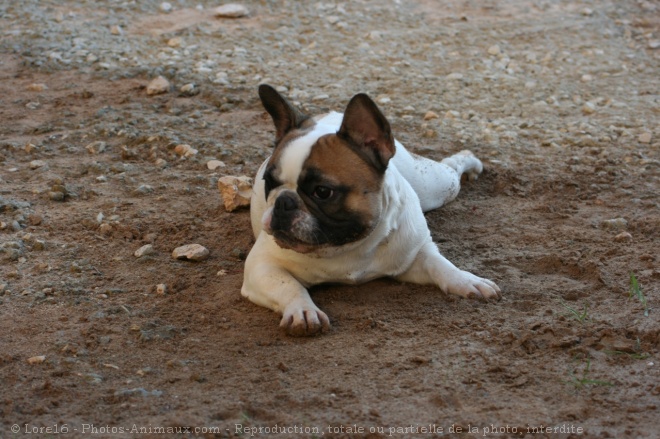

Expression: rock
xmin=218 ymin=175 xmax=253 ymax=212
xmin=146 ymin=76 xmax=170 ymax=96
xmin=156 ymin=284 xmax=167 ymax=295
xmin=446 ymin=72 xmax=464 ymax=80
xmin=424 ymin=111 xmax=439 ymax=121
xmin=110 ymin=25 xmax=123 ymax=35
xmin=580 ymin=74 xmax=593 ymax=82
xmin=27 ymin=355 xmax=46 ymax=364
xmin=49 ymin=191 xmax=65 ymax=202
xmin=167 ymin=37 xmax=182 ymax=48
xmin=134 ymin=244 xmax=155 ymax=258
xmin=172 ymin=244 xmax=209 ymax=261
xmin=179 ymin=83 xmax=199 ymax=96
xmin=134 ymin=184 xmax=154 ymax=195
xmin=207 ymin=160 xmax=226 ymax=170
xmin=26 ymin=83 xmax=47 ymax=92
xmin=582 ymin=102 xmax=596 ymax=115
xmin=160 ymin=2 xmax=172 ymax=13
xmin=601 ymin=218 xmax=627 ymax=230
xmin=581 ymin=7 xmax=594 ymax=16
xmin=638 ymin=132 xmax=652 ymax=144
xmin=213 ymin=4 xmax=249 ymax=18
xmin=649 ymin=40 xmax=660 ymax=49
xmin=114 ymin=387 xmax=163 ymax=397
xmin=614 ymin=232 xmax=632 ymax=242
xmin=377 ymin=96 xmax=391 ymax=104
xmin=86 ymin=141 xmax=106 ymax=154
xmin=313 ymin=94 xmax=329 ymax=101
xmin=488 ymin=45 xmax=501 ymax=55
xmin=99 ymin=223 xmax=113 ymax=235
xmin=174 ymin=144 xmax=198 ymax=158
xmin=30 ymin=160 xmax=47 ymax=170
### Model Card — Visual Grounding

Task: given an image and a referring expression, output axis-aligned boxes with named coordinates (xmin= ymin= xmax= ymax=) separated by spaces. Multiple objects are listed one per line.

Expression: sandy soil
xmin=1 ymin=0 xmax=658 ymax=438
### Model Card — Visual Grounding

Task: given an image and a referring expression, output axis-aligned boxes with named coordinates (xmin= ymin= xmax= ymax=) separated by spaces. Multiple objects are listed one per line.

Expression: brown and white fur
xmin=241 ymin=85 xmax=501 ymax=336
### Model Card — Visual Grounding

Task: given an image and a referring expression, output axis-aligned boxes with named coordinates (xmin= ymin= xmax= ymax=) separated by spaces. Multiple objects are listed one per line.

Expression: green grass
xmin=629 ymin=272 xmax=649 ymax=316
xmin=567 ymin=358 xmax=614 ymax=389
xmin=560 ymin=299 xmax=589 ymax=324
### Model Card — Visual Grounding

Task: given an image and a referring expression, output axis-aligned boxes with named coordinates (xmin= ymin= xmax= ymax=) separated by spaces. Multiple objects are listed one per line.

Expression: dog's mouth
xmin=271 ymin=231 xmax=318 ymax=254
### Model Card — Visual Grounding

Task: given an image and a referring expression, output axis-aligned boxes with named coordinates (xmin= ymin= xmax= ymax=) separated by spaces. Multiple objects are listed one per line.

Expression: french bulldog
xmin=242 ymin=85 xmax=501 ymax=336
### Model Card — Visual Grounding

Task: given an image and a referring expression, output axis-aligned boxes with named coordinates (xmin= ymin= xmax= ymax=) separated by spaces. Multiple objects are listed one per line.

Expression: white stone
xmin=446 ymin=72 xmax=464 ymax=80
xmin=638 ymin=132 xmax=652 ymax=144
xmin=207 ymin=160 xmax=226 ymax=170
xmin=86 ymin=141 xmax=106 ymax=154
xmin=135 ymin=244 xmax=155 ymax=258
xmin=424 ymin=111 xmax=439 ymax=121
xmin=156 ymin=284 xmax=167 ymax=295
xmin=160 ymin=2 xmax=172 ymax=13
xmin=30 ymin=160 xmax=47 ymax=170
xmin=581 ymin=74 xmax=593 ymax=82
xmin=172 ymin=244 xmax=209 ymax=261
xmin=110 ymin=25 xmax=123 ymax=35
xmin=174 ymin=144 xmax=198 ymax=158
xmin=146 ymin=76 xmax=170 ymax=96
xmin=27 ymin=355 xmax=46 ymax=364
xmin=582 ymin=102 xmax=596 ymax=114
xmin=488 ymin=45 xmax=501 ymax=55
xmin=213 ymin=4 xmax=249 ymax=18
xmin=218 ymin=175 xmax=253 ymax=212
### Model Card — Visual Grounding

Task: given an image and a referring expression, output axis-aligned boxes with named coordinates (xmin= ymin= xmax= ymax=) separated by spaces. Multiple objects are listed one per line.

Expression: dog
xmin=241 ymin=85 xmax=501 ymax=336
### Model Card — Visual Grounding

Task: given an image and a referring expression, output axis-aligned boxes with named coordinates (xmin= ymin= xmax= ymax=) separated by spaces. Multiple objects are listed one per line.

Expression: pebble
xmin=174 ymin=144 xmax=198 ymax=158
xmin=423 ymin=111 xmax=439 ymax=121
xmin=146 ymin=76 xmax=170 ymax=96
xmin=49 ymin=191 xmax=65 ymax=202
xmin=156 ymin=284 xmax=167 ymax=295
xmin=167 ymin=37 xmax=182 ymax=48
xmin=27 ymin=355 xmax=46 ymax=364
xmin=179 ymin=83 xmax=199 ymax=96
xmin=218 ymin=175 xmax=253 ymax=212
xmin=580 ymin=74 xmax=593 ymax=82
xmin=110 ymin=25 xmax=123 ymax=36
xmin=30 ymin=160 xmax=47 ymax=170
xmin=638 ymin=132 xmax=652 ymax=144
xmin=160 ymin=2 xmax=172 ymax=13
xmin=582 ymin=102 xmax=596 ymax=115
xmin=134 ymin=244 xmax=155 ymax=258
xmin=377 ymin=96 xmax=391 ymax=104
xmin=26 ymin=83 xmax=47 ymax=92
xmin=488 ymin=45 xmax=501 ymax=55
xmin=134 ymin=184 xmax=154 ymax=195
xmin=85 ymin=141 xmax=106 ymax=154
xmin=313 ymin=94 xmax=329 ymax=101
xmin=213 ymin=4 xmax=249 ymax=18
xmin=172 ymin=244 xmax=209 ymax=262
xmin=601 ymin=217 xmax=627 ymax=230
xmin=614 ymin=232 xmax=632 ymax=242
xmin=649 ymin=40 xmax=660 ymax=49
xmin=446 ymin=72 xmax=464 ymax=80
xmin=99 ymin=223 xmax=113 ymax=235
xmin=207 ymin=160 xmax=226 ymax=170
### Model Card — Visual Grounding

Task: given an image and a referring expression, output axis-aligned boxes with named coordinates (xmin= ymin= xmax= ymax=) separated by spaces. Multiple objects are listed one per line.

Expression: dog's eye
xmin=312 ymin=186 xmax=334 ymax=200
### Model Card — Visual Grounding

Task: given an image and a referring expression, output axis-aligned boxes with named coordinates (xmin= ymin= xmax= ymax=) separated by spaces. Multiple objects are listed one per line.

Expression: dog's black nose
xmin=274 ymin=193 xmax=298 ymax=212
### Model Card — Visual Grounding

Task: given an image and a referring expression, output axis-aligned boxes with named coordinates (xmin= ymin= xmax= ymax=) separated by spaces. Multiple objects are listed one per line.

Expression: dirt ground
xmin=1 ymin=0 xmax=659 ymax=438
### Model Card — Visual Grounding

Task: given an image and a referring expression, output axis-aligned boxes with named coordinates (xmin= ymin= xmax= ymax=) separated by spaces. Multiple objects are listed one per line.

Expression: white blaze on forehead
xmin=276 ymin=118 xmax=341 ymax=184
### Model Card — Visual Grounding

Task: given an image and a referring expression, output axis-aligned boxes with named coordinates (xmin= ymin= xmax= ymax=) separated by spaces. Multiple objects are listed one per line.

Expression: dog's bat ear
xmin=338 ymin=93 xmax=395 ymax=172
xmin=258 ymin=84 xmax=309 ymax=145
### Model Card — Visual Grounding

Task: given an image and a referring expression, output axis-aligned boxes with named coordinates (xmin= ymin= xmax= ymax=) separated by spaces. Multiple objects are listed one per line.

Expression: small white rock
xmin=146 ymin=76 xmax=170 ymax=96
xmin=27 ymin=355 xmax=46 ymax=364
xmin=207 ymin=160 xmax=226 ymax=170
xmin=135 ymin=244 xmax=155 ymax=258
xmin=488 ymin=45 xmax=501 ymax=55
xmin=649 ymin=40 xmax=660 ymax=49
xmin=174 ymin=144 xmax=198 ymax=158
xmin=602 ymin=218 xmax=627 ymax=230
xmin=638 ymin=132 xmax=652 ymax=144
xmin=580 ymin=74 xmax=593 ymax=82
xmin=172 ymin=244 xmax=209 ymax=261
xmin=86 ymin=141 xmax=106 ymax=154
xmin=218 ymin=175 xmax=253 ymax=212
xmin=30 ymin=160 xmax=47 ymax=170
xmin=313 ymin=94 xmax=329 ymax=101
xmin=614 ymin=232 xmax=632 ymax=242
xmin=167 ymin=37 xmax=182 ymax=48
xmin=582 ymin=102 xmax=596 ymax=114
xmin=377 ymin=96 xmax=391 ymax=104
xmin=423 ymin=111 xmax=439 ymax=121
xmin=156 ymin=284 xmax=167 ymax=295
xmin=26 ymin=83 xmax=48 ymax=92
xmin=160 ymin=2 xmax=172 ymax=13
xmin=96 ymin=212 xmax=104 ymax=224
xmin=213 ymin=4 xmax=249 ymax=18
xmin=110 ymin=25 xmax=123 ymax=35
xmin=446 ymin=72 xmax=464 ymax=80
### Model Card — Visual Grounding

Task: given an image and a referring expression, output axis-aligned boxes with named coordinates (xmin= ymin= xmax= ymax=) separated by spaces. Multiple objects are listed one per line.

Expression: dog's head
xmin=257 ymin=84 xmax=396 ymax=253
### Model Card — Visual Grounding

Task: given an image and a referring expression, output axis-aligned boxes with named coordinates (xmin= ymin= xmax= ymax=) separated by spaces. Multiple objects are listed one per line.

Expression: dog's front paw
xmin=280 ymin=299 xmax=330 ymax=336
xmin=445 ymin=270 xmax=501 ymax=301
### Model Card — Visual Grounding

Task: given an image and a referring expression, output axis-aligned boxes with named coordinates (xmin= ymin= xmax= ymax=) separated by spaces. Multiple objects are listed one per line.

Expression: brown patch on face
xmin=297 ymin=134 xmax=385 ymax=245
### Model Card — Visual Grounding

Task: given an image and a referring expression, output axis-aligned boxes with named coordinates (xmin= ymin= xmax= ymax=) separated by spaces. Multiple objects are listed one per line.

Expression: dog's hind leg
xmin=392 ymin=144 xmax=484 ymax=212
